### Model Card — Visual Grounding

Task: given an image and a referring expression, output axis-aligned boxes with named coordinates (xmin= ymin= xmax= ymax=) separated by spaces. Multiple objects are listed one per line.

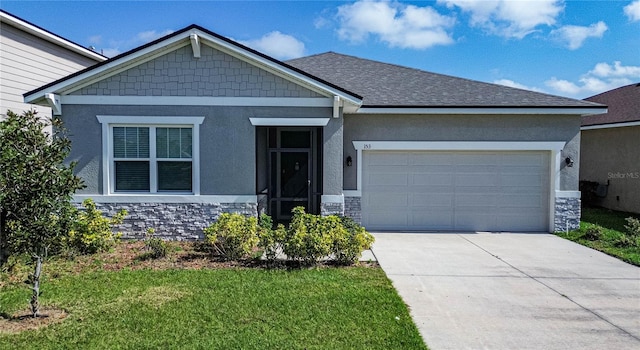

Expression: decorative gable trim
xmin=24 ymin=25 xmax=362 ymax=108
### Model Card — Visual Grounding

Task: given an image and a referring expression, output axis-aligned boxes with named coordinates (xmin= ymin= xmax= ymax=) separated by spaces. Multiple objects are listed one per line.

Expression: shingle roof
xmin=582 ymin=83 xmax=640 ymax=126
xmin=287 ymin=52 xmax=602 ymax=108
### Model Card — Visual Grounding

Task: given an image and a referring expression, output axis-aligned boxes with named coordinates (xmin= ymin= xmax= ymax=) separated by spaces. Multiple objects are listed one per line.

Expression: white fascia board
xmin=321 ymin=194 xmax=344 ymax=203
xmin=73 ymin=195 xmax=258 ymax=204
xmin=353 ymin=107 xmax=607 ymax=115
xmin=1 ymin=11 xmax=106 ymax=62
xmin=555 ymin=191 xmax=581 ymax=198
xmin=62 ymin=95 xmax=333 ymax=107
xmin=249 ymin=118 xmax=330 ymax=126
xmin=97 ymin=115 xmax=205 ymax=125
xmin=24 ymin=34 xmax=192 ymax=103
xmin=352 ymin=141 xmax=566 ymax=152
xmin=581 ymin=121 xmax=640 ymax=130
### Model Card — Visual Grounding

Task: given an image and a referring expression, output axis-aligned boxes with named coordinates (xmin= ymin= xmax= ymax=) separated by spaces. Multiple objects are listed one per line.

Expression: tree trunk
xmin=30 ymin=255 xmax=42 ymax=317
xmin=0 ymin=209 xmax=7 ymax=266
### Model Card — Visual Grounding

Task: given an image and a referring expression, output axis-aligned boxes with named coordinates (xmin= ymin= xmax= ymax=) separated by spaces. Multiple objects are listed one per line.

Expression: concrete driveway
xmin=371 ymin=233 xmax=640 ymax=350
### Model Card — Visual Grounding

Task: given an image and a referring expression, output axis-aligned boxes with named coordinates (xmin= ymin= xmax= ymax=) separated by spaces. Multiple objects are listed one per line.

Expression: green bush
xmin=257 ymin=213 xmax=286 ymax=263
xmin=67 ymin=199 xmax=127 ymax=254
xmin=279 ymin=207 xmax=374 ymax=265
xmin=143 ymin=228 xmax=168 ymax=259
xmin=204 ymin=213 xmax=259 ymax=260
xmin=333 ymin=216 xmax=375 ymax=265
xmin=624 ymin=217 xmax=640 ymax=237
xmin=583 ymin=226 xmax=602 ymax=241
xmin=282 ymin=207 xmax=333 ymax=265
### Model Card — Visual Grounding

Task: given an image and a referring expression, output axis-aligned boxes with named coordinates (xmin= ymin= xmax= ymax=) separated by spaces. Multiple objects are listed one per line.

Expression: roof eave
xmin=581 ymin=120 xmax=640 ymax=130
xmin=0 ymin=10 xmax=107 ymax=62
xmin=352 ymin=106 xmax=608 ymax=115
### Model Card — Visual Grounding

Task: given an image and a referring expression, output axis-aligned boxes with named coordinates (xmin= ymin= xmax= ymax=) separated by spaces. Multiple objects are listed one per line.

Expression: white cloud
xmin=551 ymin=21 xmax=607 ymax=50
xmin=100 ymin=29 xmax=174 ymax=57
xmin=88 ymin=35 xmax=102 ymax=45
xmin=624 ymin=0 xmax=640 ymax=21
xmin=239 ymin=31 xmax=305 ymax=60
xmin=439 ymin=0 xmax=563 ymax=38
xmin=545 ymin=61 xmax=640 ymax=97
xmin=494 ymin=79 xmax=545 ymax=93
xmin=336 ymin=0 xmax=455 ymax=49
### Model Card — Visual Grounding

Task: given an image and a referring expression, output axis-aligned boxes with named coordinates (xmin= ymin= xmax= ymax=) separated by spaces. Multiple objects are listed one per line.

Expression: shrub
xmin=68 ymin=199 xmax=127 ymax=254
xmin=282 ymin=207 xmax=333 ymax=265
xmin=583 ymin=226 xmax=602 ymax=241
xmin=280 ymin=207 xmax=374 ymax=265
xmin=333 ymin=216 xmax=375 ymax=265
xmin=624 ymin=217 xmax=640 ymax=237
xmin=257 ymin=213 xmax=285 ymax=263
xmin=204 ymin=213 xmax=259 ymax=260
xmin=143 ymin=228 xmax=167 ymax=259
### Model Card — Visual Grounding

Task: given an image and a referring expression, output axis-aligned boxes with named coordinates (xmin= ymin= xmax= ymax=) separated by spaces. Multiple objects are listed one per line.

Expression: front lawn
xmin=0 ymin=244 xmax=427 ymax=349
xmin=557 ymin=207 xmax=640 ymax=266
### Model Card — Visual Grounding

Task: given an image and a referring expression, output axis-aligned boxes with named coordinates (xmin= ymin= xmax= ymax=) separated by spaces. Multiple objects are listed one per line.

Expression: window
xmin=97 ymin=116 xmax=204 ymax=195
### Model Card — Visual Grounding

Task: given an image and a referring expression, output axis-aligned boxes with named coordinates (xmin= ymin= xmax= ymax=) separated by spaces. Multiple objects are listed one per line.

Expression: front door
xmin=268 ymin=128 xmax=321 ymax=221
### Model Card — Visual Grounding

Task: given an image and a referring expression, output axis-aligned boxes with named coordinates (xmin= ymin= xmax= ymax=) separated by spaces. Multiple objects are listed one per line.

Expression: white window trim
xmin=346 ymin=141 xmax=567 ymax=233
xmin=97 ymin=115 xmax=205 ymax=195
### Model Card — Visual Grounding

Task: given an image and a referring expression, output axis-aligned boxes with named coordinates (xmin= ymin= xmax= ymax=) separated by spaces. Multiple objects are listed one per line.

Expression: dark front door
xmin=268 ymin=128 xmax=321 ymax=221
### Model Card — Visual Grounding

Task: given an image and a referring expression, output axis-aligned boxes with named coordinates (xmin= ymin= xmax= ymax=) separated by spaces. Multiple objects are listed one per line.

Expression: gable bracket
xmin=44 ymin=93 xmax=62 ymax=115
xmin=190 ymin=34 xmax=201 ymax=58
xmin=333 ymin=96 xmax=343 ymax=118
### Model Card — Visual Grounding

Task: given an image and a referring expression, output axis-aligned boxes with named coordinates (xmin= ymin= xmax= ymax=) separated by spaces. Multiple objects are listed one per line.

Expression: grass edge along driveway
xmin=557 ymin=206 xmax=640 ymax=266
xmin=1 ymin=267 xmax=428 ymax=349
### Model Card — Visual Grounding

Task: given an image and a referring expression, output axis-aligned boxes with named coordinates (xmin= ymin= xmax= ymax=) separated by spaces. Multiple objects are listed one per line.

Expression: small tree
xmin=0 ymin=110 xmax=83 ymax=317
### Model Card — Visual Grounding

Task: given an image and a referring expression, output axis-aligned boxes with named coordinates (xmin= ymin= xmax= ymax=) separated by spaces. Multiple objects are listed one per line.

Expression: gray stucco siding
xmin=70 ymin=45 xmax=324 ymax=98
xmin=580 ymin=126 xmax=640 ymax=214
xmin=63 ymin=104 xmax=333 ymax=196
xmin=323 ymin=117 xmax=344 ymax=195
xmin=343 ymin=114 xmax=581 ymax=191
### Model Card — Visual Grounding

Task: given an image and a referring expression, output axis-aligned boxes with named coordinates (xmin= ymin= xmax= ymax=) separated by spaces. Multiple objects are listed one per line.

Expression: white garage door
xmin=362 ymin=151 xmax=550 ymax=232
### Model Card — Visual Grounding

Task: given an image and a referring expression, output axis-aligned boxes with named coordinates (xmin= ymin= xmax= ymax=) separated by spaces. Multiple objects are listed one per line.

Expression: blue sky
xmin=2 ymin=0 xmax=639 ymax=99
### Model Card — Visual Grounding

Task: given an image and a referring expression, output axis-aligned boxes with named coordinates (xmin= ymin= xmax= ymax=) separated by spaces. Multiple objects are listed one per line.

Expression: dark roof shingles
xmin=287 ymin=52 xmax=602 ymax=108
xmin=582 ymin=83 xmax=640 ymax=126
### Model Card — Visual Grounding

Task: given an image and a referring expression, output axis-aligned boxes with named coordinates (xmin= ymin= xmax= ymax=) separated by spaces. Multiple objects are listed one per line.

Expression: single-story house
xmin=1 ymin=10 xmax=106 ymax=118
xmin=24 ymin=25 xmax=606 ymax=238
xmin=580 ymin=83 xmax=639 ymax=214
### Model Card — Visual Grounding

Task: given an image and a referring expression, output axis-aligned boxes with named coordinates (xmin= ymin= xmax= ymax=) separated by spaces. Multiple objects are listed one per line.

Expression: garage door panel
xmin=410 ymin=153 xmax=453 ymax=165
xmin=366 ymin=193 xmax=408 ymax=206
xmin=455 ymin=213 xmax=497 ymax=231
xmin=368 ymin=153 xmax=408 ymax=165
xmin=501 ymin=173 xmax=543 ymax=186
xmin=498 ymin=214 xmax=546 ymax=231
xmin=410 ymin=211 xmax=454 ymax=229
xmin=362 ymin=151 xmax=549 ymax=232
xmin=500 ymin=194 xmax=544 ymax=208
xmin=411 ymin=194 xmax=453 ymax=207
xmin=366 ymin=173 xmax=407 ymax=186
xmin=411 ymin=173 xmax=454 ymax=186
xmin=456 ymin=173 xmax=497 ymax=186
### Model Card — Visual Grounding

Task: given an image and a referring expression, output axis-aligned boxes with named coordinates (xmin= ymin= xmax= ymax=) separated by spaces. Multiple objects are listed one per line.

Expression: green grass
xmin=0 ymin=267 xmax=427 ymax=349
xmin=557 ymin=207 xmax=640 ymax=266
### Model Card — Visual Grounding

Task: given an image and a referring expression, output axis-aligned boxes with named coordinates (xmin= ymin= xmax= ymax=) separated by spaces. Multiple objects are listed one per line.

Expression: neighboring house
xmin=23 ymin=25 xmax=606 ymax=238
xmin=0 ymin=10 xmax=105 ymax=118
xmin=581 ymin=83 xmax=640 ymax=214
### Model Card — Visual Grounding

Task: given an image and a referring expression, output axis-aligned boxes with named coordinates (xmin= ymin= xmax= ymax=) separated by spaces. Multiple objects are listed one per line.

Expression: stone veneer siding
xmin=344 ymin=196 xmax=362 ymax=224
xmin=89 ymin=202 xmax=257 ymax=240
xmin=321 ymin=202 xmax=344 ymax=216
xmin=554 ymin=197 xmax=581 ymax=232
